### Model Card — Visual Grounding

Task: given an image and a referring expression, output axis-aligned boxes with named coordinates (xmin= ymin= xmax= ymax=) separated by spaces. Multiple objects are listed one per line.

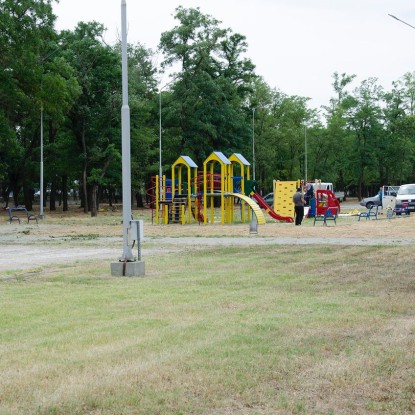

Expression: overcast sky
xmin=53 ymin=0 xmax=415 ymax=108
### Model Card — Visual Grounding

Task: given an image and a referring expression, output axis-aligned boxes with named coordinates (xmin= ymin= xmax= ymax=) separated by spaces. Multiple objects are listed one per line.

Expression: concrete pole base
xmin=249 ymin=220 xmax=258 ymax=234
xmin=111 ymin=261 xmax=145 ymax=277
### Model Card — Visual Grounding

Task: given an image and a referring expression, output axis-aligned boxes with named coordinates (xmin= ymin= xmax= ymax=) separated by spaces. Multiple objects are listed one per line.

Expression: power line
xmin=388 ymin=14 xmax=415 ymax=31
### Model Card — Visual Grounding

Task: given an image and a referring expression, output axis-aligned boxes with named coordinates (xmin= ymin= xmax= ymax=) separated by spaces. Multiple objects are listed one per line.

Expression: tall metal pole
xmin=38 ymin=50 xmax=58 ymax=220
xmin=158 ymin=90 xmax=162 ymax=199
xmin=120 ymin=0 xmax=133 ymax=261
xmin=40 ymin=108 xmax=44 ymax=219
xmin=304 ymin=124 xmax=307 ymax=183
xmin=252 ymin=108 xmax=256 ymax=182
xmin=158 ymin=78 xmax=176 ymax=200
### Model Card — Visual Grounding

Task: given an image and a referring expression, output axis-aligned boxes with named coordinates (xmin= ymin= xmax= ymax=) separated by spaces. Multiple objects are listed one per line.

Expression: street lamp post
xmin=38 ymin=54 xmax=56 ymax=220
xmin=120 ymin=0 xmax=133 ymax=262
xmin=38 ymin=47 xmax=61 ymax=219
xmin=252 ymin=108 xmax=256 ymax=182
xmin=304 ymin=110 xmax=321 ymax=184
xmin=40 ymin=106 xmax=44 ymax=219
xmin=158 ymin=78 xmax=176 ymax=199
xmin=304 ymin=124 xmax=307 ymax=183
xmin=111 ymin=0 xmax=145 ymax=276
xmin=158 ymin=89 xmax=162 ymax=199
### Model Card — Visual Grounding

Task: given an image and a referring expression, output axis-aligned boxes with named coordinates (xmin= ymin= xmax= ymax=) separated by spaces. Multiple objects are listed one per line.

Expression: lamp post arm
xmin=388 ymin=14 xmax=415 ymax=30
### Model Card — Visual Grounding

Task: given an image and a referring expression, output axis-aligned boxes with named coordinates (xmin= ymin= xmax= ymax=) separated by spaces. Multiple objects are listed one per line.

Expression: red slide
xmin=251 ymin=192 xmax=294 ymax=223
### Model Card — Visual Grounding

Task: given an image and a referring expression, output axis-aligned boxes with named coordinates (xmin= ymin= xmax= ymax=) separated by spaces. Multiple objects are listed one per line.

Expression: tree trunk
xmin=50 ymin=180 xmax=57 ymax=211
xmin=136 ymin=191 xmax=144 ymax=208
xmin=91 ymin=183 xmax=98 ymax=217
xmin=62 ymin=175 xmax=68 ymax=212
xmin=87 ymin=184 xmax=92 ymax=212
xmin=23 ymin=184 xmax=33 ymax=211
xmin=108 ymin=187 xmax=113 ymax=207
xmin=82 ymin=126 xmax=88 ymax=214
xmin=11 ymin=182 xmax=20 ymax=207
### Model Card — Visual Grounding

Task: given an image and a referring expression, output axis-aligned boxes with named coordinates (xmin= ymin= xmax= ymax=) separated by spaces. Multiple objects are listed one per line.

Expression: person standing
xmin=378 ymin=186 xmax=383 ymax=207
xmin=293 ymin=187 xmax=306 ymax=225
xmin=304 ymin=183 xmax=314 ymax=205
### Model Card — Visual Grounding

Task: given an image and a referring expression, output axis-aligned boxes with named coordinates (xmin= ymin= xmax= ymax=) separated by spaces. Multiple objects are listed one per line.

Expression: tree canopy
xmin=1 ymin=1 xmax=415 ymax=211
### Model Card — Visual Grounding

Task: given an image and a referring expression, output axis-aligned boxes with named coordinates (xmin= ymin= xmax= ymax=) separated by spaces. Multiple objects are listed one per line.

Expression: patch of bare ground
xmin=1 ymin=203 xmax=414 ymax=272
xmin=1 ymin=203 xmax=415 ymax=240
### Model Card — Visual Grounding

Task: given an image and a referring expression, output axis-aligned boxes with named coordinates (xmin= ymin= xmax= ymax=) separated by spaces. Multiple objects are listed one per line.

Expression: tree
xmin=325 ymin=73 xmax=362 ymax=194
xmin=343 ymin=78 xmax=384 ymax=198
xmin=383 ymin=72 xmax=415 ymax=184
xmin=60 ymin=22 xmax=122 ymax=216
xmin=0 ymin=0 xmax=58 ymax=208
xmin=245 ymin=78 xmax=319 ymax=193
xmin=246 ymin=77 xmax=277 ymax=192
xmin=159 ymin=7 xmax=256 ymax=165
xmin=127 ymin=43 xmax=159 ymax=207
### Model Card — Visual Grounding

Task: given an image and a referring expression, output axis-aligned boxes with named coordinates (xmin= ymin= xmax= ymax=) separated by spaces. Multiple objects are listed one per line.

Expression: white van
xmin=313 ymin=182 xmax=333 ymax=192
xmin=395 ymin=184 xmax=415 ymax=211
xmin=312 ymin=181 xmax=345 ymax=202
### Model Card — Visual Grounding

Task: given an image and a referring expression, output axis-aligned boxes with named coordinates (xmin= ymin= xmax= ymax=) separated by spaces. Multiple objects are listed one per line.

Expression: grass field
xmin=1 ymin=206 xmax=415 ymax=414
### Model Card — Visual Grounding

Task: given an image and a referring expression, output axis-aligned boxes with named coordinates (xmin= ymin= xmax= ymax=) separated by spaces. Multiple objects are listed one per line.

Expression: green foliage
xmin=1 ymin=3 xmax=415 ymax=206
xmin=0 ymin=0 xmax=58 ymax=207
xmin=159 ymin=7 xmax=256 ymax=165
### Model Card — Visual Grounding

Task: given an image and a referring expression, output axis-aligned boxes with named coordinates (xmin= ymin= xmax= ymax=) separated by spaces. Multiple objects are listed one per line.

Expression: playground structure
xmin=147 ymin=151 xmax=296 ymax=225
xmin=147 ymin=158 xmax=344 ymax=226
xmin=314 ymin=188 xmax=341 ymax=216
xmin=258 ymin=179 xmax=342 ymax=219
xmin=299 ymin=180 xmax=342 ymax=218
xmin=266 ymin=180 xmax=300 ymax=221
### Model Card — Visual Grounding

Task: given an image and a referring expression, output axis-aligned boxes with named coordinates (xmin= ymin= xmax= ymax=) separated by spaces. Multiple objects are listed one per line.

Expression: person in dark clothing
xmin=304 ymin=183 xmax=314 ymax=205
xmin=292 ymin=187 xmax=306 ymax=225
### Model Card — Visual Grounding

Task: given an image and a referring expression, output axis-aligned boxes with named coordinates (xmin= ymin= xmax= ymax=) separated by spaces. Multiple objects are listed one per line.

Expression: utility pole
xmin=111 ymin=0 xmax=145 ymax=277
xmin=252 ymin=108 xmax=256 ymax=182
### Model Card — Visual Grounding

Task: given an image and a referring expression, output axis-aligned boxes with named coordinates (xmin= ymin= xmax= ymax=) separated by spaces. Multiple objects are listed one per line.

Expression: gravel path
xmin=2 ymin=233 xmax=415 ymax=272
xmin=1 ymin=202 xmax=414 ymax=272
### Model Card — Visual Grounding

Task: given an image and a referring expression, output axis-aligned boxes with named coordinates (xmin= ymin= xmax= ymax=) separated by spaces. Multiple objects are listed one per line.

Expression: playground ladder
xmin=170 ymin=195 xmax=188 ymax=224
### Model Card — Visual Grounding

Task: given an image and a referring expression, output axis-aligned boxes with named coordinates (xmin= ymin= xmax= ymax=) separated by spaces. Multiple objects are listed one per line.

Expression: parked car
xmin=359 ymin=194 xmax=381 ymax=209
xmin=34 ymin=188 xmax=51 ymax=199
xmin=395 ymin=183 xmax=415 ymax=212
xmin=263 ymin=192 xmax=274 ymax=206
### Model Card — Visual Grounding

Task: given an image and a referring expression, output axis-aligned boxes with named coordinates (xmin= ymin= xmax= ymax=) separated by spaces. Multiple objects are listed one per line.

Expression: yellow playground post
xmin=203 ymin=151 xmax=231 ymax=224
xmin=228 ymin=153 xmax=252 ymax=223
xmin=171 ymin=156 xmax=198 ymax=224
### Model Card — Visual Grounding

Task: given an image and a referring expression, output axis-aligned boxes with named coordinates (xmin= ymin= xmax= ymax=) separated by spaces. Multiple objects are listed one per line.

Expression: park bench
xmin=394 ymin=202 xmax=410 ymax=216
xmin=7 ymin=207 xmax=38 ymax=224
xmin=358 ymin=204 xmax=379 ymax=221
xmin=313 ymin=206 xmax=338 ymax=226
